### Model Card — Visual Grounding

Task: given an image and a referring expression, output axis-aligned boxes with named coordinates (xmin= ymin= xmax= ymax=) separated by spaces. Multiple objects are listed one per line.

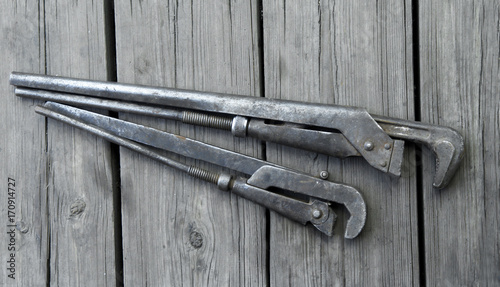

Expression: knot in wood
xmin=189 ymin=231 xmax=203 ymax=249
xmin=70 ymin=199 xmax=86 ymax=217
xmin=16 ymin=221 xmax=29 ymax=233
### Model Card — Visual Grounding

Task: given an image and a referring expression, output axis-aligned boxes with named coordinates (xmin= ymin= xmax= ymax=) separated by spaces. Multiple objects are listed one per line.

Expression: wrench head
xmin=247 ymin=166 xmax=366 ymax=239
xmin=374 ymin=116 xmax=465 ymax=188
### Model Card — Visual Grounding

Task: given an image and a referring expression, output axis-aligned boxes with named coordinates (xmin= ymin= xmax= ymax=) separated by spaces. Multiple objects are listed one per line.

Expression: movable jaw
xmin=310 ymin=204 xmax=337 ymax=237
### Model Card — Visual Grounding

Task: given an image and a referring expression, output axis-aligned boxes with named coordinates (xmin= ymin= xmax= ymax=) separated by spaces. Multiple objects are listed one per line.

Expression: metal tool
xmin=11 ymin=72 xmax=464 ymax=188
xmin=35 ymin=101 xmax=367 ymax=238
xmin=10 ymin=72 xmax=403 ymax=176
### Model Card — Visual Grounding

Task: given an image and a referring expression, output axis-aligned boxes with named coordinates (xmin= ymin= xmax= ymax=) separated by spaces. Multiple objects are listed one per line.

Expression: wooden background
xmin=0 ymin=0 xmax=498 ymax=286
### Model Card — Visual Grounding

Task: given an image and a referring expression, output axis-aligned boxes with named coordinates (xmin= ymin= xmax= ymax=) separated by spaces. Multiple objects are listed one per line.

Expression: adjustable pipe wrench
xmin=35 ymin=102 xmax=367 ymax=239
xmin=12 ymin=72 xmax=464 ymax=188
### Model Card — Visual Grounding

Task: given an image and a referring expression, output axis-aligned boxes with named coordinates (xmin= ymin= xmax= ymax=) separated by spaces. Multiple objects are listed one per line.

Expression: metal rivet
xmin=189 ymin=231 xmax=203 ymax=248
xmin=384 ymin=143 xmax=391 ymax=150
xmin=364 ymin=141 xmax=374 ymax=151
xmin=312 ymin=209 xmax=322 ymax=219
xmin=319 ymin=170 xmax=329 ymax=179
xmin=380 ymin=161 xmax=387 ymax=167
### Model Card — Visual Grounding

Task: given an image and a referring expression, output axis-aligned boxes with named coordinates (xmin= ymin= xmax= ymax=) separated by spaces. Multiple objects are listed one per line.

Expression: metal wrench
xmin=35 ymin=102 xmax=367 ymax=238
xmin=10 ymin=72 xmax=403 ymax=177
xmin=14 ymin=84 xmax=464 ymax=188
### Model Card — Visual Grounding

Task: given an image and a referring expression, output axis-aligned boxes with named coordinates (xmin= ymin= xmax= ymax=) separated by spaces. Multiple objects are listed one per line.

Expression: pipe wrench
xmin=34 ymin=102 xmax=367 ymax=239
xmin=11 ymin=72 xmax=464 ymax=188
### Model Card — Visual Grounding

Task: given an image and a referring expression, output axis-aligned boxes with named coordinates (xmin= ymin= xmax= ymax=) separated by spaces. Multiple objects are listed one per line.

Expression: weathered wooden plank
xmin=0 ymin=2 xmax=47 ymax=286
xmin=114 ymin=1 xmax=265 ymax=286
xmin=44 ymin=1 xmax=116 ymax=286
xmin=263 ymin=0 xmax=419 ymax=285
xmin=419 ymin=0 xmax=500 ymax=285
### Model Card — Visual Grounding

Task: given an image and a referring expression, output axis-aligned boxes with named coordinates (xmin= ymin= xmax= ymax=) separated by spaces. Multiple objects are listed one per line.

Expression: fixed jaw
xmin=374 ymin=115 xmax=465 ymax=188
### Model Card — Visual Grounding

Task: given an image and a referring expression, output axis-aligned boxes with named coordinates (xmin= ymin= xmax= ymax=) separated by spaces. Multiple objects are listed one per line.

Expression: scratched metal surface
xmin=0 ymin=0 xmax=498 ymax=286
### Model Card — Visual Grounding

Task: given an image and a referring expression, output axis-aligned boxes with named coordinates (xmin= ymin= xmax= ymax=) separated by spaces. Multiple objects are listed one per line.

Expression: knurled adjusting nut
xmin=217 ymin=173 xmax=232 ymax=191
xmin=231 ymin=116 xmax=248 ymax=138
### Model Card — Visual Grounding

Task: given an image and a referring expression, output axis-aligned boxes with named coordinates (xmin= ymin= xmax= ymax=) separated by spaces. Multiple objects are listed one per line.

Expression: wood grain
xmin=114 ymin=1 xmax=266 ymax=286
xmin=0 ymin=2 xmax=47 ymax=286
xmin=419 ymin=0 xmax=500 ymax=285
xmin=263 ymin=0 xmax=419 ymax=285
xmin=2 ymin=0 xmax=499 ymax=285
xmin=44 ymin=1 xmax=116 ymax=286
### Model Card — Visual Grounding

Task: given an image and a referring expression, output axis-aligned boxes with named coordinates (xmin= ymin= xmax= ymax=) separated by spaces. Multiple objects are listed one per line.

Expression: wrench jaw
xmin=247 ymin=166 xmax=367 ymax=239
xmin=307 ymin=200 xmax=337 ymax=237
xmin=387 ymin=140 xmax=405 ymax=177
xmin=311 ymin=209 xmax=337 ymax=237
xmin=373 ymin=115 xmax=465 ymax=188
xmin=340 ymin=186 xmax=367 ymax=239
xmin=230 ymin=178 xmax=338 ymax=237
xmin=431 ymin=128 xmax=465 ymax=188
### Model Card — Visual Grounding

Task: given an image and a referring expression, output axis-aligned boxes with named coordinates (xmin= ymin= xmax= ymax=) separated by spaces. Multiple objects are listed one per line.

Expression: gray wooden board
xmin=263 ymin=1 xmax=419 ymax=285
xmin=0 ymin=2 xmax=47 ymax=286
xmin=419 ymin=0 xmax=500 ymax=285
xmin=43 ymin=1 xmax=116 ymax=286
xmin=1 ymin=1 xmax=117 ymax=286
xmin=113 ymin=1 xmax=266 ymax=286
xmin=2 ymin=0 xmax=499 ymax=285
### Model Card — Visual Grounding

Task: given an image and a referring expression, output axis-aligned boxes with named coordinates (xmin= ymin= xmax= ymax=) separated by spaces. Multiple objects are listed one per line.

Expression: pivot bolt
xmin=384 ymin=143 xmax=391 ymax=150
xmin=319 ymin=170 xmax=329 ymax=179
xmin=312 ymin=209 xmax=323 ymax=219
xmin=364 ymin=141 xmax=374 ymax=151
